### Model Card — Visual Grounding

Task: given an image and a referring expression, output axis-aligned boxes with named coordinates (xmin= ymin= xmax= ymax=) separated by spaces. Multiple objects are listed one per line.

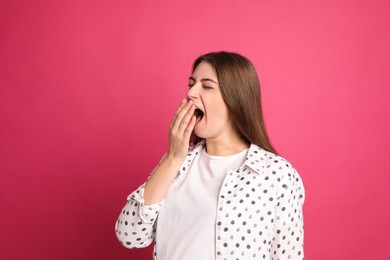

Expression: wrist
xmin=164 ymin=152 xmax=185 ymax=166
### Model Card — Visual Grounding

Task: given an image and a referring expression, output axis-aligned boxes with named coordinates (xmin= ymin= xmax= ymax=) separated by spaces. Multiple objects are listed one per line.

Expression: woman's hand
xmin=143 ymin=99 xmax=196 ymax=205
xmin=167 ymin=99 xmax=196 ymax=163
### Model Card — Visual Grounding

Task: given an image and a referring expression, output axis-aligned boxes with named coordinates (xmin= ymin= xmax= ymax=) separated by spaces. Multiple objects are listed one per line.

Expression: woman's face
xmin=187 ymin=61 xmax=233 ymax=140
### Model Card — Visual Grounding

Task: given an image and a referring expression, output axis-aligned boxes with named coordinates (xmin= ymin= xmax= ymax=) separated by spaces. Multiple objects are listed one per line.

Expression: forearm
xmin=116 ymin=153 xmax=185 ymax=248
xmin=116 ymin=98 xmax=196 ymax=249
xmin=142 ymin=99 xmax=196 ymax=206
xmin=143 ymin=154 xmax=183 ymax=205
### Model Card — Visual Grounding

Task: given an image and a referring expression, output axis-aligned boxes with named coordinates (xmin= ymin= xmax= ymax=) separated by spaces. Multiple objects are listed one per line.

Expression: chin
xmin=193 ymin=128 xmax=207 ymax=139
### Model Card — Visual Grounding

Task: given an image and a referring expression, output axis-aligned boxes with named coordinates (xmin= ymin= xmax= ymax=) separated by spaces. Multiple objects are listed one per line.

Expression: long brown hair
xmin=192 ymin=51 xmax=277 ymax=154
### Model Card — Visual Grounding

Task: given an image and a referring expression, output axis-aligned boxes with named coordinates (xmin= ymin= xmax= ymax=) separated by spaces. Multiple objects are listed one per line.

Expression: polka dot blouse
xmin=116 ymin=141 xmax=305 ymax=259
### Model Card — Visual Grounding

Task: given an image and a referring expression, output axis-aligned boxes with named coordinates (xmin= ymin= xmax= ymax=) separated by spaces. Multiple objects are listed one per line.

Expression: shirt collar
xmin=243 ymin=143 xmax=268 ymax=175
xmin=181 ymin=140 xmax=267 ymax=176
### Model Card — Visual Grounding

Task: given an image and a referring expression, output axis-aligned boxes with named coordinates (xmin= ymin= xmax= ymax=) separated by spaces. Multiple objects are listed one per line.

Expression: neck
xmin=205 ymin=135 xmax=249 ymax=156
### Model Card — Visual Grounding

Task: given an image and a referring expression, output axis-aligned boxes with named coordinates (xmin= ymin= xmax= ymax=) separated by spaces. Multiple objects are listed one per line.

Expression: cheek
xmin=203 ymin=93 xmax=228 ymax=119
xmin=208 ymin=100 xmax=229 ymax=120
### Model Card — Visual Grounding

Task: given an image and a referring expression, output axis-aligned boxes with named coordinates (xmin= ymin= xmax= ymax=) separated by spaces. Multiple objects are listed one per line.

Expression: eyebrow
xmin=189 ymin=76 xmax=218 ymax=84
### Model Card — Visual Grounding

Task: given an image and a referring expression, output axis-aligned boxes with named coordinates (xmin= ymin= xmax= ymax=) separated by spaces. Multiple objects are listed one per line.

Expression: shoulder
xmin=246 ymin=144 xmax=304 ymax=196
xmin=246 ymin=144 xmax=294 ymax=174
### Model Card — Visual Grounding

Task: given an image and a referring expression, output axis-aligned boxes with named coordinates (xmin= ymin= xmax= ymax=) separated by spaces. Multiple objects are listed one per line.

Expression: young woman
xmin=115 ymin=51 xmax=305 ymax=260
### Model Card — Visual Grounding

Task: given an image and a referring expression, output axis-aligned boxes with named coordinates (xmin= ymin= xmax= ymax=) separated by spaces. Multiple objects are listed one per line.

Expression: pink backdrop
xmin=1 ymin=0 xmax=389 ymax=259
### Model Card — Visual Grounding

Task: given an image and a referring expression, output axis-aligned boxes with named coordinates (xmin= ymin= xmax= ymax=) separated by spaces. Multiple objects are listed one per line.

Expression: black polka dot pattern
xmin=115 ymin=188 xmax=161 ymax=249
xmin=116 ymin=141 xmax=305 ymax=259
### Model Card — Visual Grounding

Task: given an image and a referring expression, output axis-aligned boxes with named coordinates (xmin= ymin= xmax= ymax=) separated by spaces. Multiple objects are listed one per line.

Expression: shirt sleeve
xmin=270 ymin=167 xmax=305 ymax=260
xmin=115 ymin=154 xmax=167 ymax=249
xmin=115 ymin=183 xmax=162 ymax=248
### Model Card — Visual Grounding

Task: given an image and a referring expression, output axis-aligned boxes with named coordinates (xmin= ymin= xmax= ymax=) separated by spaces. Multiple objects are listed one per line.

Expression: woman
xmin=115 ymin=51 xmax=305 ymax=260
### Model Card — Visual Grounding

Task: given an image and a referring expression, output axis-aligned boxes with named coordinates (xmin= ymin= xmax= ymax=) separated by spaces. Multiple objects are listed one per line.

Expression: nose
xmin=186 ymin=83 xmax=199 ymax=101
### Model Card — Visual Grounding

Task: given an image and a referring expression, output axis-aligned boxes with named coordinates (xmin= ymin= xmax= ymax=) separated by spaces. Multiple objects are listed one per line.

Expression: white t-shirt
xmin=156 ymin=147 xmax=248 ymax=260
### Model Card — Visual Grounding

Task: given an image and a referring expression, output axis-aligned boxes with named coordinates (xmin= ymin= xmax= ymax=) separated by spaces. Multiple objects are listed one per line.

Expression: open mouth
xmin=194 ymin=108 xmax=204 ymax=122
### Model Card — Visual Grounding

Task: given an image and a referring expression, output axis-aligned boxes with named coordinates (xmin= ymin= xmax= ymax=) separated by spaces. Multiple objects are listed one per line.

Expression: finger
xmin=175 ymin=99 xmax=187 ymax=116
xmin=183 ymin=116 xmax=196 ymax=140
xmin=172 ymin=100 xmax=193 ymax=130
xmin=170 ymin=99 xmax=187 ymax=128
xmin=177 ymin=104 xmax=195 ymax=133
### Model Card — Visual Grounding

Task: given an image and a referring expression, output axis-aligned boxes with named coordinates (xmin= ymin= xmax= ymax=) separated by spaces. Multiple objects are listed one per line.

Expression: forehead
xmin=191 ymin=62 xmax=217 ymax=79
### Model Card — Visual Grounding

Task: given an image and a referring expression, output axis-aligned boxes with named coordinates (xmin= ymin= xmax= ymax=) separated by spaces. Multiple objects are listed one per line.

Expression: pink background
xmin=1 ymin=0 xmax=389 ymax=259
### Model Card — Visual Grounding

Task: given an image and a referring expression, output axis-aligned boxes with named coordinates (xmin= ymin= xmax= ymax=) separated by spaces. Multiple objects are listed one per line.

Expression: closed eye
xmin=188 ymin=77 xmax=196 ymax=88
xmin=203 ymin=85 xmax=213 ymax=90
